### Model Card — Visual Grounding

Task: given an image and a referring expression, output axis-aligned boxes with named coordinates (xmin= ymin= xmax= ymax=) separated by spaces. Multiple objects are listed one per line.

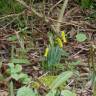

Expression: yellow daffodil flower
xmin=44 ymin=47 xmax=49 ymax=57
xmin=56 ymin=37 xmax=63 ymax=48
xmin=61 ymin=31 xmax=67 ymax=43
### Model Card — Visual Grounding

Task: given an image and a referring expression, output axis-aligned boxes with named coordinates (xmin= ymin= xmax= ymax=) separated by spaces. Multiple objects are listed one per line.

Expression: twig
xmin=48 ymin=0 xmax=63 ymax=15
xmin=15 ymin=0 xmax=82 ymax=37
xmin=0 ymin=12 xmax=23 ymax=20
xmin=14 ymin=30 xmax=25 ymax=50
xmin=16 ymin=0 xmax=43 ymax=18
xmin=56 ymin=0 xmax=69 ymax=33
xmin=69 ymin=49 xmax=84 ymax=59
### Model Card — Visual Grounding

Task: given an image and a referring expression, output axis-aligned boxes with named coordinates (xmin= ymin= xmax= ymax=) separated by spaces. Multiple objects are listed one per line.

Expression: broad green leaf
xmin=50 ymin=71 xmax=73 ymax=89
xmin=12 ymin=73 xmax=28 ymax=81
xmin=11 ymin=74 xmax=20 ymax=80
xmin=15 ymin=64 xmax=22 ymax=73
xmin=17 ymin=86 xmax=36 ymax=96
xmin=8 ymin=63 xmax=16 ymax=74
xmin=76 ymin=33 xmax=87 ymax=42
xmin=61 ymin=90 xmax=76 ymax=96
xmin=39 ymin=76 xmax=57 ymax=87
xmin=11 ymin=73 xmax=31 ymax=83
xmin=18 ymin=73 xmax=28 ymax=79
xmin=19 ymin=73 xmax=31 ymax=84
xmin=8 ymin=64 xmax=22 ymax=74
xmin=8 ymin=63 xmax=14 ymax=69
xmin=21 ymin=77 xmax=31 ymax=84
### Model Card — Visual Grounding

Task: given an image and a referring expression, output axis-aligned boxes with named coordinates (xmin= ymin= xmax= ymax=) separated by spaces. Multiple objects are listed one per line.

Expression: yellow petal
xmin=62 ymin=36 xmax=67 ymax=43
xmin=61 ymin=31 xmax=67 ymax=43
xmin=61 ymin=31 xmax=66 ymax=37
xmin=44 ymin=47 xmax=49 ymax=57
xmin=56 ymin=37 xmax=63 ymax=48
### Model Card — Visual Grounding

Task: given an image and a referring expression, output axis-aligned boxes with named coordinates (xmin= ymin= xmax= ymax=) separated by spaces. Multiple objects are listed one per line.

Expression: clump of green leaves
xmin=8 ymin=63 xmax=31 ymax=84
xmin=43 ymin=32 xmax=68 ymax=71
xmin=43 ymin=46 xmax=66 ymax=70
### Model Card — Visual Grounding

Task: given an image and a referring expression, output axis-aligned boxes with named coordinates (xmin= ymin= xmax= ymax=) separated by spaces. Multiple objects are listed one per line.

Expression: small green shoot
xmin=76 ymin=33 xmax=87 ymax=42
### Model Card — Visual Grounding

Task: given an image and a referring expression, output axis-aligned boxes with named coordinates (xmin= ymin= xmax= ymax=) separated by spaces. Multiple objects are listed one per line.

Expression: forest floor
xmin=0 ymin=0 xmax=96 ymax=96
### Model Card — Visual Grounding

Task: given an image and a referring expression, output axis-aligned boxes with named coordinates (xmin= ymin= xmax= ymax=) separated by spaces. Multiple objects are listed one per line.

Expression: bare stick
xmin=56 ymin=0 xmax=69 ymax=33
xmin=0 ymin=12 xmax=23 ymax=20
xmin=48 ymin=0 xmax=63 ymax=15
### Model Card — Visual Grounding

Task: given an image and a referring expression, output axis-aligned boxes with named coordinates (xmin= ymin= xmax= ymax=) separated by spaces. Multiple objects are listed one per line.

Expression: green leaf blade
xmin=17 ymin=86 xmax=36 ymax=96
xmin=50 ymin=71 xmax=73 ymax=89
